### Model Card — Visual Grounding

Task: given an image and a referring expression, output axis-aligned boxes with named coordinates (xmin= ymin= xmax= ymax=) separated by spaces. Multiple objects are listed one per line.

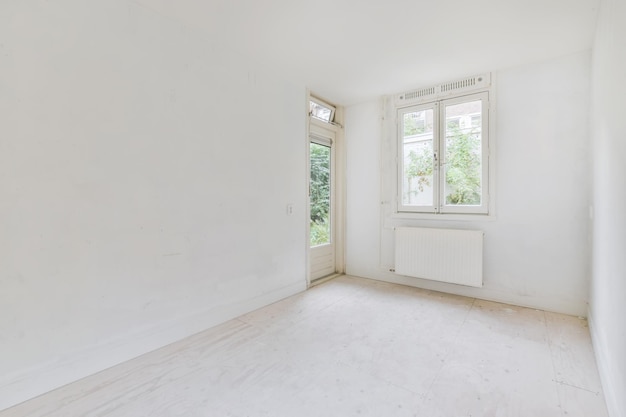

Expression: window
xmin=310 ymin=139 xmax=332 ymax=247
xmin=398 ymin=91 xmax=489 ymax=214
xmin=310 ymin=97 xmax=335 ymax=123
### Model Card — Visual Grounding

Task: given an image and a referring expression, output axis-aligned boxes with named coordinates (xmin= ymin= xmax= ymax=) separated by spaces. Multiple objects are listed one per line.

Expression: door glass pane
xmin=401 ymin=109 xmax=434 ymax=206
xmin=310 ymin=142 xmax=331 ymax=246
xmin=444 ymin=99 xmax=482 ymax=206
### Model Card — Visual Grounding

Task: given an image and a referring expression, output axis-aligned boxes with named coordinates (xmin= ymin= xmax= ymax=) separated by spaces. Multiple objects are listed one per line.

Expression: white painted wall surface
xmin=589 ymin=0 xmax=626 ymax=416
xmin=345 ymin=51 xmax=592 ymax=317
xmin=0 ymin=0 xmax=307 ymax=410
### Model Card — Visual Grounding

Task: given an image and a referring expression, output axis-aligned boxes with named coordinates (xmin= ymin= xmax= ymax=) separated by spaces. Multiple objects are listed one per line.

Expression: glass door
xmin=309 ymin=126 xmax=335 ymax=281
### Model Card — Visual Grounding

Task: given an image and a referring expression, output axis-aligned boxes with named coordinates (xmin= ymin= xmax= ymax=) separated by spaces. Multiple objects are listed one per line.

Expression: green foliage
xmin=405 ymin=142 xmax=433 ymax=194
xmin=445 ymin=125 xmax=481 ymax=205
xmin=403 ymin=124 xmax=482 ymax=206
xmin=310 ymin=220 xmax=330 ymax=246
xmin=403 ymin=114 xmax=426 ymax=136
xmin=310 ymin=143 xmax=330 ymax=245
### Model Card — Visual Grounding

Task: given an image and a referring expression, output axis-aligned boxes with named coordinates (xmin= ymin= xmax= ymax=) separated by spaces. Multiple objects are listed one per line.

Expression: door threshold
xmin=310 ymin=273 xmax=343 ymax=288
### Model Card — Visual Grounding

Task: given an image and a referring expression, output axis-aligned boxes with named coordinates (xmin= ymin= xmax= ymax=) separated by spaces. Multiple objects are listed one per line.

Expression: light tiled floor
xmin=0 ymin=276 xmax=609 ymax=416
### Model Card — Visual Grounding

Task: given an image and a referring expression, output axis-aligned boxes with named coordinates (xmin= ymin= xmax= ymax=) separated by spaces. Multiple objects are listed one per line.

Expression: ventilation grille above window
xmin=441 ymin=76 xmax=477 ymax=92
xmin=396 ymin=73 xmax=490 ymax=107
xmin=402 ymin=87 xmax=436 ymax=101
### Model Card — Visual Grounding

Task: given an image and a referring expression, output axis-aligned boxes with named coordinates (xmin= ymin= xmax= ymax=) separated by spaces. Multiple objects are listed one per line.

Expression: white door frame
xmin=306 ymin=92 xmax=345 ymax=286
xmin=309 ymin=125 xmax=335 ymax=281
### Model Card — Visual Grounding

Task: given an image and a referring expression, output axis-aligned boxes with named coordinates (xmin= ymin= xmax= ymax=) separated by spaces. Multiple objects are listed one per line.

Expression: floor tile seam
xmin=235 ymin=286 xmax=362 ymax=332
xmin=10 ymin=322 xmax=234 ymax=416
xmin=0 ymin=403 xmax=48 ymax=417
xmin=56 ymin=373 xmax=176 ymax=417
xmin=234 ymin=308 xmax=367 ymax=359
xmin=236 ymin=279 xmax=403 ymax=333
xmin=542 ymin=310 xmax=568 ymax=417
xmin=334 ymin=359 xmax=428 ymax=400
xmin=451 ymin=297 xmax=478 ymax=343
xmin=265 ymin=360 xmax=367 ymax=407
xmin=227 ymin=317 xmax=277 ymax=338
xmin=203 ymin=318 xmax=275 ymax=351
xmin=106 ymin=363 xmax=208 ymax=404
xmin=217 ymin=321 xmax=353 ymax=378
xmin=422 ymin=297 xmax=478 ymax=398
xmin=277 ymin=286 xmax=365 ymax=326
xmin=225 ymin=319 xmax=293 ymax=356
xmin=350 ymin=277 xmax=424 ymax=298
xmin=210 ymin=361 xmax=326 ymax=413
xmin=233 ymin=317 xmax=249 ymax=326
xmin=234 ymin=301 xmax=319 ymax=330
xmin=277 ymin=296 xmax=346 ymax=329
xmin=0 ymin=351 xmax=198 ymax=417
xmin=542 ymin=310 xmax=561 ymax=382
xmin=553 ymin=379 xmax=602 ymax=395
xmin=315 ymin=291 xmax=356 ymax=313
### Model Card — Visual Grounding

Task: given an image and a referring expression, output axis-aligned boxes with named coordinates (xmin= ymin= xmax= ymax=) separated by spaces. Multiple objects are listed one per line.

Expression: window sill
xmin=391 ymin=211 xmax=496 ymax=222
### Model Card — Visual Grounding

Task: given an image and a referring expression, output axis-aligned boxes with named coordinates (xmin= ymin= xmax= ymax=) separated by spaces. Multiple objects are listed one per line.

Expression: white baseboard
xmin=588 ymin=309 xmax=624 ymax=417
xmin=346 ymin=267 xmax=588 ymax=317
xmin=0 ymin=280 xmax=306 ymax=412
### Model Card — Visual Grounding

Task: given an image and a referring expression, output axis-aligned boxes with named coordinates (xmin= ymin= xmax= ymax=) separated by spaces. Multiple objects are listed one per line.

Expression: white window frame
xmin=397 ymin=91 xmax=490 ymax=215
xmin=309 ymin=96 xmax=336 ymax=124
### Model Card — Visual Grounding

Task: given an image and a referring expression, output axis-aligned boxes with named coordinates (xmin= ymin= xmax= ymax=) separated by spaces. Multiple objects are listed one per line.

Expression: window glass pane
xmin=310 ymin=142 xmax=331 ymax=246
xmin=402 ymin=109 xmax=434 ymax=206
xmin=310 ymin=101 xmax=333 ymax=123
xmin=444 ymin=100 xmax=482 ymax=206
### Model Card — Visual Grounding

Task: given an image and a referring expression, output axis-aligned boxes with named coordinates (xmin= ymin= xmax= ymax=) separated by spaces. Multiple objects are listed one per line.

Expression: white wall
xmin=0 ymin=0 xmax=307 ymax=409
xmin=589 ymin=0 xmax=626 ymax=415
xmin=345 ymin=51 xmax=592 ymax=317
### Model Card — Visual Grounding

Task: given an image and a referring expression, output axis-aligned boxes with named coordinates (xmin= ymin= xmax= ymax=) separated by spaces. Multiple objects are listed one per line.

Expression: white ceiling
xmin=135 ymin=0 xmax=600 ymax=105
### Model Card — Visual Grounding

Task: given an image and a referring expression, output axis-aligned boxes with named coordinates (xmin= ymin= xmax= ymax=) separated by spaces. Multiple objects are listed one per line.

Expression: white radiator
xmin=394 ymin=227 xmax=483 ymax=287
